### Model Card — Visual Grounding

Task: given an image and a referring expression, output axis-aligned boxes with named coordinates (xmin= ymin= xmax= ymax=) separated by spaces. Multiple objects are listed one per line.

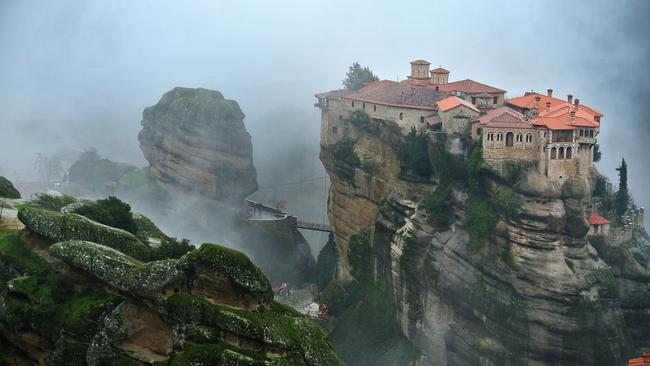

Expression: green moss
xmin=132 ymin=212 xmax=170 ymax=242
xmin=168 ymin=343 xmax=272 ymax=366
xmin=400 ymin=235 xmax=425 ymax=322
xmin=184 ymin=244 xmax=272 ymax=297
xmin=464 ymin=196 xmax=499 ymax=252
xmin=18 ymin=206 xmax=151 ymax=260
xmin=0 ymin=176 xmax=20 ymax=199
xmin=4 ymin=272 xmax=121 ymax=342
xmin=0 ymin=233 xmax=48 ymax=274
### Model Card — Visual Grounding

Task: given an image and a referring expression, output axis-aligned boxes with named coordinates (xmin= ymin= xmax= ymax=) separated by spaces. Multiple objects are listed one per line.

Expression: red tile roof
xmin=437 ymin=96 xmax=480 ymax=113
xmin=410 ymin=59 xmax=431 ymax=65
xmin=436 ymin=79 xmax=506 ymax=94
xmin=628 ymin=352 xmax=650 ymax=365
xmin=344 ymin=80 xmax=444 ymax=110
xmin=531 ymin=103 xmax=600 ymax=130
xmin=588 ymin=213 xmax=610 ymax=225
xmin=506 ymin=92 xmax=604 ymax=117
xmin=475 ymin=107 xmax=533 ymax=129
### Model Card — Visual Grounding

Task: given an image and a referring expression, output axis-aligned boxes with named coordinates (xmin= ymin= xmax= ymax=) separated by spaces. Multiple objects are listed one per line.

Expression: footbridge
xmin=245 ymin=199 xmax=331 ymax=233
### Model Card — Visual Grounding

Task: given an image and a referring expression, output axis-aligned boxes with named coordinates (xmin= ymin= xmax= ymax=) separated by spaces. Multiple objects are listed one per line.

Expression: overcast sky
xmin=1 ymin=0 xmax=649 ymax=217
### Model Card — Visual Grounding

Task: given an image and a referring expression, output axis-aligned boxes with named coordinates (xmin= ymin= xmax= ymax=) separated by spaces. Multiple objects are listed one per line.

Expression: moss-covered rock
xmin=0 ymin=176 xmax=20 ymax=199
xmin=183 ymin=244 xmax=272 ymax=303
xmin=18 ymin=206 xmax=151 ymax=260
xmin=28 ymin=191 xmax=77 ymax=211
xmin=50 ymin=241 xmax=184 ymax=298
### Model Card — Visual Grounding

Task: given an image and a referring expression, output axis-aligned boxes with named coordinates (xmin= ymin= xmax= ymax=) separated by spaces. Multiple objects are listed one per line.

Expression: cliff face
xmin=0 ymin=194 xmax=342 ymax=365
xmin=320 ymin=117 xmax=650 ymax=365
xmin=138 ymin=87 xmax=258 ymax=204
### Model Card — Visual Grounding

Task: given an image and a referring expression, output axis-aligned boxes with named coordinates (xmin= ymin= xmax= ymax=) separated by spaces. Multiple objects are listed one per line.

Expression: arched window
xmin=487 ymin=132 xmax=494 ymax=141
xmin=399 ymin=113 xmax=403 ymax=121
xmin=526 ymin=134 xmax=532 ymax=143
xmin=497 ymin=132 xmax=503 ymax=141
xmin=559 ymin=146 xmax=565 ymax=159
xmin=551 ymin=147 xmax=557 ymax=159
xmin=506 ymin=132 xmax=514 ymax=147
xmin=516 ymin=133 xmax=523 ymax=142
xmin=566 ymin=146 xmax=573 ymax=159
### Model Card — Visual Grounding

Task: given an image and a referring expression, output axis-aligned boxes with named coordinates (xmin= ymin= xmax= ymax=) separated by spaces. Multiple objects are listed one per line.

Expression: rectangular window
xmin=472 ymin=97 xmax=477 ymax=105
xmin=399 ymin=113 xmax=404 ymax=120
xmin=373 ymin=105 xmax=377 ymax=112
xmin=589 ymin=130 xmax=594 ymax=137
xmin=493 ymin=97 xmax=498 ymax=104
xmin=351 ymin=101 xmax=355 ymax=108
xmin=332 ymin=126 xmax=338 ymax=134
xmin=579 ymin=130 xmax=584 ymax=137
xmin=339 ymin=115 xmax=343 ymax=120
xmin=420 ymin=116 xmax=424 ymax=123
xmin=362 ymin=102 xmax=366 ymax=110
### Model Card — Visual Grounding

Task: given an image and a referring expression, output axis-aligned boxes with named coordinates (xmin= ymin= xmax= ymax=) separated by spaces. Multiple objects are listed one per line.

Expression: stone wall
xmin=439 ymin=106 xmax=480 ymax=135
xmin=482 ymin=127 xmax=539 ymax=162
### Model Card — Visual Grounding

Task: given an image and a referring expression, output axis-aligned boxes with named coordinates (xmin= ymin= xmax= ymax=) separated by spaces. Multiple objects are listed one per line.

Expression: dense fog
xmin=1 ymin=0 xmax=648 ymax=238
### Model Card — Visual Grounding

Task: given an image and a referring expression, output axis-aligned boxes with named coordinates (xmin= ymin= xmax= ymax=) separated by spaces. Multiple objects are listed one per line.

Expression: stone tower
xmin=430 ymin=67 xmax=450 ymax=84
xmin=409 ymin=59 xmax=431 ymax=79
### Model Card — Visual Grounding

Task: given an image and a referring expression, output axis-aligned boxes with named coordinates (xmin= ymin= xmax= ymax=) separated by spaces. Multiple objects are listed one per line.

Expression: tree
xmin=593 ymin=143 xmax=602 ymax=162
xmin=615 ymin=158 xmax=629 ymax=217
xmin=75 ymin=196 xmax=137 ymax=234
xmin=343 ymin=62 xmax=379 ymax=90
xmin=400 ymin=127 xmax=432 ymax=177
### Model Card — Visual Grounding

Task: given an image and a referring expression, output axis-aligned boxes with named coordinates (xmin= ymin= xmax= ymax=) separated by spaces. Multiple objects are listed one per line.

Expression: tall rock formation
xmin=319 ymin=114 xmax=650 ymax=365
xmin=138 ymin=87 xmax=257 ymax=204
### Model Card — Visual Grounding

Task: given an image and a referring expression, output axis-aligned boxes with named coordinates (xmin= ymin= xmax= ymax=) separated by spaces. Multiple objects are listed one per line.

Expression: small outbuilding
xmin=587 ymin=213 xmax=610 ymax=236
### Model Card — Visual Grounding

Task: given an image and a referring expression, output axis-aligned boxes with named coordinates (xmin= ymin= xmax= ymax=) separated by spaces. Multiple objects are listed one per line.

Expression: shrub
xmin=150 ymin=238 xmax=194 ymax=260
xmin=464 ymin=197 xmax=499 ymax=252
xmin=350 ymin=110 xmax=371 ymax=129
xmin=425 ymin=183 xmax=453 ymax=229
xmin=75 ymin=196 xmax=137 ymax=234
xmin=348 ymin=231 xmax=372 ymax=283
xmin=490 ymin=187 xmax=524 ymax=219
xmin=400 ymin=127 xmax=432 ymax=178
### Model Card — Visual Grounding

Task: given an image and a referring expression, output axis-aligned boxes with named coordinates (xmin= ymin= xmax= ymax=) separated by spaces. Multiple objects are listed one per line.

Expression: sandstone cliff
xmin=0 ymin=194 xmax=342 ymax=365
xmin=138 ymin=87 xmax=258 ymax=204
xmin=319 ymin=115 xmax=650 ymax=365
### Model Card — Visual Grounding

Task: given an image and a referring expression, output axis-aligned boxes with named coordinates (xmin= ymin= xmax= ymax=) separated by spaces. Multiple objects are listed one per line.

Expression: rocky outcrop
xmin=0 ymin=176 xmax=20 ymax=199
xmin=0 ymin=200 xmax=342 ymax=365
xmin=138 ymin=87 xmax=258 ymax=204
xmin=319 ymin=115 xmax=650 ymax=365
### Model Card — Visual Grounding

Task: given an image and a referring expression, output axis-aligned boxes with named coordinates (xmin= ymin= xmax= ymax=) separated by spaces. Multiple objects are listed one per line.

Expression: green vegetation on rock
xmin=18 ymin=206 xmax=151 ymax=260
xmin=316 ymin=233 xmax=338 ymax=290
xmin=74 ymin=196 xmax=138 ymax=234
xmin=400 ymin=127 xmax=432 ymax=179
xmin=0 ymin=176 xmax=20 ymax=199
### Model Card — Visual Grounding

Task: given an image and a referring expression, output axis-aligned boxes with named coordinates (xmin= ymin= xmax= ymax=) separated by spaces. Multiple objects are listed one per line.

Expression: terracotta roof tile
xmin=588 ymin=213 xmax=610 ymax=225
xmin=506 ymin=92 xmax=604 ymax=117
xmin=410 ymin=59 xmax=431 ymax=65
xmin=475 ymin=107 xmax=533 ymax=129
xmin=344 ymin=80 xmax=444 ymax=110
xmin=436 ymin=79 xmax=506 ymax=94
xmin=437 ymin=96 xmax=480 ymax=113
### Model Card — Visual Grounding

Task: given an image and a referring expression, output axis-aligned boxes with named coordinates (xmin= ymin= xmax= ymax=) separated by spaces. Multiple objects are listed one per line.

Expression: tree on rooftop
xmin=615 ymin=158 xmax=629 ymax=217
xmin=343 ymin=62 xmax=379 ymax=90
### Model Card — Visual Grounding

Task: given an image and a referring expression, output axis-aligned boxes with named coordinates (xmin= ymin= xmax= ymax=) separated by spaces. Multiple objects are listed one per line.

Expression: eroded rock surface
xmin=138 ymin=87 xmax=258 ymax=204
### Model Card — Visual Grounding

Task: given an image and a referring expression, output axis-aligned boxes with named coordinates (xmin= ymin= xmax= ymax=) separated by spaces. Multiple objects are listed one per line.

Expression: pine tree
xmin=615 ymin=158 xmax=629 ymax=217
xmin=343 ymin=62 xmax=379 ymax=90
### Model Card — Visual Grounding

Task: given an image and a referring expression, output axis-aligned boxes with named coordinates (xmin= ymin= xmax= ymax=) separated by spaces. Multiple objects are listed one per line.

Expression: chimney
xmin=546 ymin=101 xmax=551 ymax=112
xmin=535 ymin=95 xmax=541 ymax=108
xmin=547 ymin=88 xmax=553 ymax=98
xmin=574 ymin=98 xmax=580 ymax=110
xmin=567 ymin=94 xmax=573 ymax=104
xmin=570 ymin=110 xmax=576 ymax=123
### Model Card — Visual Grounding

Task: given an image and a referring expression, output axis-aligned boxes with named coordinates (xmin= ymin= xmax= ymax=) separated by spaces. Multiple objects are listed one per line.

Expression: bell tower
xmin=409 ymin=60 xmax=431 ymax=80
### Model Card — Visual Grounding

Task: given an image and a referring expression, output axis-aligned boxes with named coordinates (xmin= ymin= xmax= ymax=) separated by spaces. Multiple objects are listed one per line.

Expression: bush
xmin=150 ymin=238 xmax=194 ymax=260
xmin=425 ymin=183 xmax=453 ymax=229
xmin=75 ymin=196 xmax=137 ymax=234
xmin=464 ymin=197 xmax=499 ymax=252
xmin=348 ymin=231 xmax=372 ymax=283
xmin=400 ymin=127 xmax=432 ymax=178
xmin=30 ymin=192 xmax=77 ymax=211
xmin=490 ymin=187 xmax=523 ymax=219
xmin=350 ymin=110 xmax=371 ymax=129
